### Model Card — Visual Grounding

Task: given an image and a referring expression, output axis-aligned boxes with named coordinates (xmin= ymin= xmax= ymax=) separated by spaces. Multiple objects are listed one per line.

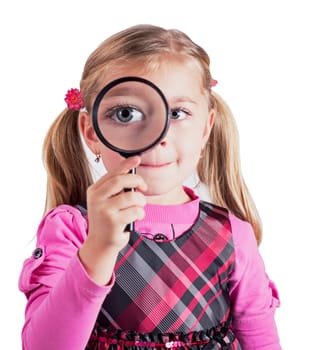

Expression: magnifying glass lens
xmin=93 ymin=78 xmax=169 ymax=155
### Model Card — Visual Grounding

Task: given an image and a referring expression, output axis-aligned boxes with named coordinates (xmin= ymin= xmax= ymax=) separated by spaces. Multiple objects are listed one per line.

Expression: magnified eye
xmin=106 ymin=105 xmax=144 ymax=124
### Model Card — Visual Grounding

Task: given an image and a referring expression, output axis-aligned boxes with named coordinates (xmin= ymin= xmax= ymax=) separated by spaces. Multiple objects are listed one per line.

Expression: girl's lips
xmin=140 ymin=162 xmax=172 ymax=168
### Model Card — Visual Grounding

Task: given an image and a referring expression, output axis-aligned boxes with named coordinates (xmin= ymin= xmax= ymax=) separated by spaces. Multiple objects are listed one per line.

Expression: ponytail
xmin=42 ymin=109 xmax=93 ymax=215
xmin=198 ymin=92 xmax=262 ymax=244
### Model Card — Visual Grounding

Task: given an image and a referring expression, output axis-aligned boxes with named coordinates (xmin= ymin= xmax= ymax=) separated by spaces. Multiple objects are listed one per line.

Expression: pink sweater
xmin=19 ymin=190 xmax=281 ymax=349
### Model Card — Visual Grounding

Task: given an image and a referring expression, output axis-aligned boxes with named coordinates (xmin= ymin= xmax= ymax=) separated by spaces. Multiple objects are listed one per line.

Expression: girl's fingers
xmin=104 ymin=190 xmax=147 ymax=212
xmin=89 ymin=155 xmax=147 ymax=198
xmin=95 ymin=156 xmax=142 ymax=187
xmin=86 ymin=155 xmax=147 ymax=234
xmin=93 ymin=191 xmax=146 ymax=226
xmin=100 ymin=204 xmax=146 ymax=227
xmin=90 ymin=192 xmax=146 ymax=234
xmin=89 ymin=173 xmax=147 ymax=201
xmin=118 ymin=206 xmax=146 ymax=224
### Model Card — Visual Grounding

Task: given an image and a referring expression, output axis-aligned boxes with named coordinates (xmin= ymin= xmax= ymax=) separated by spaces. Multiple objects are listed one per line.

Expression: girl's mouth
xmin=140 ymin=162 xmax=172 ymax=168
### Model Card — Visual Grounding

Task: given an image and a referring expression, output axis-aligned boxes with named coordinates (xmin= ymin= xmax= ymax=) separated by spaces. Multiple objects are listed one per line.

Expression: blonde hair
xmin=43 ymin=24 xmax=262 ymax=243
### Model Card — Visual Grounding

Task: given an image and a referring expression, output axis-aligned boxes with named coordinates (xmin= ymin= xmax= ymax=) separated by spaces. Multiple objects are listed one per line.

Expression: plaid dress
xmin=86 ymin=201 xmax=241 ymax=350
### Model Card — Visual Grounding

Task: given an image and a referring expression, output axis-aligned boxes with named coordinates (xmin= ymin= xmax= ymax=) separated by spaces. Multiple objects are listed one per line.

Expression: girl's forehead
xmin=98 ymin=58 xmax=204 ymax=95
xmin=106 ymin=53 xmax=198 ymax=73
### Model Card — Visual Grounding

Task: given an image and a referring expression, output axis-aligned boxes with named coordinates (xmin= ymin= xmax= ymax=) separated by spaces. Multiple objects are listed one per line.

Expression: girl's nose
xmin=156 ymin=120 xmax=172 ymax=148
xmin=159 ymin=138 xmax=167 ymax=147
xmin=159 ymin=126 xmax=172 ymax=147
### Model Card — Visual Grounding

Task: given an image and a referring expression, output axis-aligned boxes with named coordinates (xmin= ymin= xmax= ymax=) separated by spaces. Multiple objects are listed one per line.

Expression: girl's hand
xmin=79 ymin=156 xmax=147 ymax=285
xmin=86 ymin=156 xmax=147 ymax=251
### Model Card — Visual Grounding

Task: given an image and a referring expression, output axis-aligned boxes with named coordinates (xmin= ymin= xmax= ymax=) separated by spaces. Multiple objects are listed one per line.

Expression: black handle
xmin=124 ymin=167 xmax=136 ymax=233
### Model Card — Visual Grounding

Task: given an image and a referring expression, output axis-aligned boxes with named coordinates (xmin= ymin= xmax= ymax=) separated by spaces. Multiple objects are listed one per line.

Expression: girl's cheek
xmin=101 ymin=150 xmax=125 ymax=170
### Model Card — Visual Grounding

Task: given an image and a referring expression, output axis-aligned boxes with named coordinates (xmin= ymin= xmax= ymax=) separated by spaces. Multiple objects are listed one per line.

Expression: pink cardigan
xmin=19 ymin=197 xmax=281 ymax=349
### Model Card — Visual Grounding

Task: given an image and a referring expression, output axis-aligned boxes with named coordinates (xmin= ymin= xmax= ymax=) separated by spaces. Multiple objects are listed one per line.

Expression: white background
xmin=0 ymin=0 xmax=328 ymax=348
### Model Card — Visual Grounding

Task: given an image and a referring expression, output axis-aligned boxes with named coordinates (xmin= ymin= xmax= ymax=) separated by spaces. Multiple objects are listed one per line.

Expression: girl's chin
xmin=143 ymin=189 xmax=167 ymax=200
xmin=143 ymin=186 xmax=189 ymax=205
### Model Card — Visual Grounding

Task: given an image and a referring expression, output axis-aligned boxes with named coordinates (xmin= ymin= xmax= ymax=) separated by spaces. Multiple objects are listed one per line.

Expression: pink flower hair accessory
xmin=64 ymin=88 xmax=84 ymax=110
xmin=211 ymin=79 xmax=218 ymax=87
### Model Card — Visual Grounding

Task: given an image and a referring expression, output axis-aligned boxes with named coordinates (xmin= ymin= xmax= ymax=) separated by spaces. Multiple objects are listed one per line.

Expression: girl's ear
xmin=79 ymin=112 xmax=100 ymax=153
xmin=202 ymin=108 xmax=215 ymax=147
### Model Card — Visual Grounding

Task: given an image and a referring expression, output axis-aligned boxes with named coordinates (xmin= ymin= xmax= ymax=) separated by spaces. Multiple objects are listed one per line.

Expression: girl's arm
xmin=229 ymin=214 xmax=282 ymax=350
xmin=19 ymin=157 xmax=146 ymax=350
xmin=19 ymin=205 xmax=113 ymax=350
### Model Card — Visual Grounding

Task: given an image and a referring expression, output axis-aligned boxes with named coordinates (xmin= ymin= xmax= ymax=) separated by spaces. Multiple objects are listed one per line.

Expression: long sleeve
xmin=229 ymin=214 xmax=281 ymax=349
xmin=18 ymin=205 xmax=113 ymax=350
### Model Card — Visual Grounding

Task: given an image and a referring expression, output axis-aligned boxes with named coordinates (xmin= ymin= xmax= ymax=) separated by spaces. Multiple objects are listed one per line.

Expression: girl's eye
xmin=106 ymin=106 xmax=144 ymax=124
xmin=170 ymin=108 xmax=190 ymax=120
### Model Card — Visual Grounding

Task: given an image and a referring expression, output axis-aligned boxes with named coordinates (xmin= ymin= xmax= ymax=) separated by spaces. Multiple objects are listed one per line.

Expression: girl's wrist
xmin=78 ymin=236 xmax=121 ymax=286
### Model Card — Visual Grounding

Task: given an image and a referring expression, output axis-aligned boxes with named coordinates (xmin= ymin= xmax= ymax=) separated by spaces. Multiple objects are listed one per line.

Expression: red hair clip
xmin=64 ymin=88 xmax=84 ymax=110
xmin=211 ymin=79 xmax=218 ymax=87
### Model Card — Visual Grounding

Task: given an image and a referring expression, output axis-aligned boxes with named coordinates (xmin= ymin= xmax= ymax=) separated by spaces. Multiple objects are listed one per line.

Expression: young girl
xmin=19 ymin=24 xmax=281 ymax=349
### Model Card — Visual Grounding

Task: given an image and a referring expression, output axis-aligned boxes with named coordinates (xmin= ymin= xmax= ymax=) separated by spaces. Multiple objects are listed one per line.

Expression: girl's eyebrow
xmin=169 ymin=96 xmax=197 ymax=104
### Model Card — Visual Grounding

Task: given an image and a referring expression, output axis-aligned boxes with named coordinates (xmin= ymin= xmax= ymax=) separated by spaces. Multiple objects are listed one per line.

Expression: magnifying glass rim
xmin=92 ymin=76 xmax=170 ymax=157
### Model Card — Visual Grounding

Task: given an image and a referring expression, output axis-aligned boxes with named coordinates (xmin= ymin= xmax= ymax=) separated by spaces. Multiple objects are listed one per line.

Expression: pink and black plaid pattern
xmin=87 ymin=201 xmax=241 ymax=349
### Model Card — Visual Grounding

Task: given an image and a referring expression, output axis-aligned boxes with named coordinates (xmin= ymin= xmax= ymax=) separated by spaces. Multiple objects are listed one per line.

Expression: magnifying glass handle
xmin=124 ymin=167 xmax=136 ymax=233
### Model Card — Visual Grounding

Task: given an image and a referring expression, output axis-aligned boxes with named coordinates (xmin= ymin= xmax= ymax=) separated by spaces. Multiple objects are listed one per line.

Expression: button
xmin=33 ymin=248 xmax=43 ymax=259
xmin=153 ymin=233 xmax=168 ymax=241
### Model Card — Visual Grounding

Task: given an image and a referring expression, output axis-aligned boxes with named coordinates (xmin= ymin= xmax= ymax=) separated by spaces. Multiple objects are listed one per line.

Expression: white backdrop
xmin=1 ymin=1 xmax=328 ymax=348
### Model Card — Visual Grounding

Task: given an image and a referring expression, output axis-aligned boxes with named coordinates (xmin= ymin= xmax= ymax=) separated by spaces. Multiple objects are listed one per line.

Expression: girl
xmin=19 ymin=24 xmax=281 ymax=349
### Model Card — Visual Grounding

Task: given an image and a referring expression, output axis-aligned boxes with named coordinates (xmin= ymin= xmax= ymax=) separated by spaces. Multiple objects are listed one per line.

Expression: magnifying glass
xmin=92 ymin=76 xmax=170 ymax=232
